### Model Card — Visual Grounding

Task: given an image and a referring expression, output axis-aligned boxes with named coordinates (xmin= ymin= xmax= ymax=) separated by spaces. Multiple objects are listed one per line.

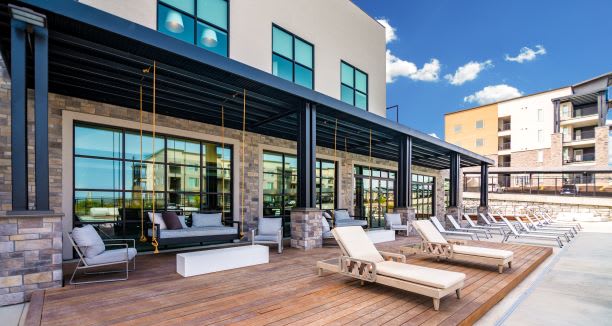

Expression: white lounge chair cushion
xmin=413 ymin=220 xmax=448 ymax=244
xmin=333 ymin=226 xmax=384 ymax=263
xmin=71 ymin=225 xmax=106 ymax=258
xmin=84 ymin=248 xmax=137 ymax=265
xmin=148 ymin=212 xmax=167 ymax=230
xmin=376 ymin=261 xmax=466 ymax=289
xmin=453 ymin=245 xmax=513 ymax=259
xmin=321 ymin=216 xmax=331 ymax=232
xmin=192 ymin=213 xmax=223 ymax=227
xmin=254 ymin=234 xmax=278 ymax=242
xmin=259 ymin=217 xmax=282 ymax=235
xmin=336 ymin=219 xmax=368 ymax=227
xmin=334 ymin=210 xmax=351 ymax=220
xmin=385 ymin=213 xmax=401 ymax=226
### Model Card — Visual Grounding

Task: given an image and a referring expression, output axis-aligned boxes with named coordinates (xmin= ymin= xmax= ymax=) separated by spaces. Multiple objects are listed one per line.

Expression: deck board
xmin=37 ymin=238 xmax=551 ymax=326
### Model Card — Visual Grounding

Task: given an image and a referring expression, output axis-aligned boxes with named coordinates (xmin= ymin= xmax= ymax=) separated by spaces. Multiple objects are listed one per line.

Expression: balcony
xmin=498 ymin=160 xmax=511 ymax=167
xmin=498 ymin=122 xmax=511 ymax=132
xmin=564 ymin=153 xmax=595 ymax=164
xmin=560 ymin=113 xmax=599 ymax=128
xmin=498 ymin=143 xmax=511 ymax=151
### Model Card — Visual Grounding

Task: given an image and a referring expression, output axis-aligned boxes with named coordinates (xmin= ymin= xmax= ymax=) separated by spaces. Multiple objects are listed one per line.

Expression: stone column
xmin=0 ymin=213 xmax=63 ymax=306
xmin=549 ymin=133 xmax=563 ymax=167
xmin=394 ymin=207 xmax=416 ymax=236
xmin=595 ymin=126 xmax=609 ymax=167
xmin=477 ymin=205 xmax=489 ymax=225
xmin=290 ymin=208 xmax=322 ymax=250
xmin=445 ymin=206 xmax=460 ymax=229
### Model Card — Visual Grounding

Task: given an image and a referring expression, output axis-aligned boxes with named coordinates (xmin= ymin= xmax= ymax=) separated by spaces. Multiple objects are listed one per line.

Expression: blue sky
xmin=352 ymin=0 xmax=612 ymax=138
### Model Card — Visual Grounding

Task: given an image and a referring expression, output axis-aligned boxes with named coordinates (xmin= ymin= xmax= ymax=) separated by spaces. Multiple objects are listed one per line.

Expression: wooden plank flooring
xmin=37 ymin=238 xmax=551 ymax=326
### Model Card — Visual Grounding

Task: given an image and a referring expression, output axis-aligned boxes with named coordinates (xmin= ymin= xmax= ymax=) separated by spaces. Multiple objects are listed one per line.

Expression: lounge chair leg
xmin=433 ymin=298 xmax=440 ymax=311
xmin=318 ymin=268 xmax=322 ymax=276
xmin=360 ymin=280 xmax=365 ymax=286
xmin=508 ymin=261 xmax=512 ymax=269
xmin=455 ymin=288 xmax=461 ymax=299
xmin=498 ymin=265 xmax=503 ymax=274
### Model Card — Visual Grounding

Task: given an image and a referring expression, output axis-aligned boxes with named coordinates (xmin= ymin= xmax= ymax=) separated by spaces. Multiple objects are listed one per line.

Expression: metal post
xmin=479 ymin=162 xmax=488 ymax=207
xmin=297 ymin=103 xmax=316 ymax=208
xmin=396 ymin=135 xmax=412 ymax=207
xmin=34 ymin=26 xmax=49 ymax=211
xmin=449 ymin=153 xmax=460 ymax=207
xmin=10 ymin=20 xmax=28 ymax=211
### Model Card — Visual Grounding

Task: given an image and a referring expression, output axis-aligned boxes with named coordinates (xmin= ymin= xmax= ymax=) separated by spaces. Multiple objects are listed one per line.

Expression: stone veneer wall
xmin=0 ymin=214 xmax=63 ymax=305
xmin=595 ymin=126 xmax=609 ymax=167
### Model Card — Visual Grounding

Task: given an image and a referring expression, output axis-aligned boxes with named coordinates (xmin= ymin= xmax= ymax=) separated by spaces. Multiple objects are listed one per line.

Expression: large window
xmin=74 ymin=123 xmax=232 ymax=238
xmin=157 ymin=0 xmax=228 ymax=57
xmin=354 ymin=166 xmax=395 ymax=228
xmin=272 ymin=25 xmax=314 ymax=89
xmin=412 ymin=174 xmax=435 ymax=219
xmin=341 ymin=61 xmax=368 ymax=110
xmin=262 ymin=152 xmax=336 ymax=235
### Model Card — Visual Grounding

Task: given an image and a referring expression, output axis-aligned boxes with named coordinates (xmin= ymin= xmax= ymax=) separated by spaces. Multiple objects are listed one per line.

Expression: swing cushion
xmin=321 ymin=216 xmax=331 ymax=233
xmin=162 ymin=211 xmax=183 ymax=230
xmin=192 ymin=213 xmax=223 ymax=227
xmin=72 ymin=224 xmax=106 ymax=258
xmin=334 ymin=210 xmax=351 ymax=221
xmin=148 ymin=212 xmax=167 ymax=230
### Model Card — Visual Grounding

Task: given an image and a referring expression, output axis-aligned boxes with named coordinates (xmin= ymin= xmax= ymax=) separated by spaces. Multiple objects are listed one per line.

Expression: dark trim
xmin=449 ymin=153 xmax=460 ymax=207
xmin=271 ymin=23 xmax=314 ymax=90
xmin=297 ymin=103 xmax=316 ymax=208
xmin=34 ymin=26 xmax=49 ymax=211
xmin=10 ymin=19 xmax=27 ymax=211
xmin=396 ymin=135 xmax=412 ymax=208
xmin=479 ymin=162 xmax=488 ymax=207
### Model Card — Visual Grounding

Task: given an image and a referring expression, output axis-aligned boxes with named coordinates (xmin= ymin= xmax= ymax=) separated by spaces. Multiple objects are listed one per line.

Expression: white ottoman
xmin=177 ymin=245 xmax=269 ymax=277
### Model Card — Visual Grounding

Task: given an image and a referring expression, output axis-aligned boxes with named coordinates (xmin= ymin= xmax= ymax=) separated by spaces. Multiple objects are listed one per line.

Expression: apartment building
xmin=445 ymin=73 xmax=612 ymax=169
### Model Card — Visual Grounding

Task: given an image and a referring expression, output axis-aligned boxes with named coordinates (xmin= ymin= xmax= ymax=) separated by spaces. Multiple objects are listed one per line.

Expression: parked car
xmin=560 ymin=184 xmax=578 ymax=196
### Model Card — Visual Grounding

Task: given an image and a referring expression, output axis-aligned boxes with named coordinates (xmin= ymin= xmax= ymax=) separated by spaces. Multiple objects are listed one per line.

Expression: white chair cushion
xmin=385 ymin=213 xmax=401 ymax=226
xmin=177 ymin=215 xmax=188 ymax=229
xmin=254 ymin=234 xmax=278 ymax=242
xmin=321 ymin=216 xmax=331 ymax=232
xmin=453 ymin=245 xmax=513 ymax=260
xmin=322 ymin=211 xmax=333 ymax=220
xmin=192 ymin=213 xmax=222 ymax=227
xmin=71 ymin=225 xmax=106 ymax=258
xmin=84 ymin=248 xmax=137 ymax=265
xmin=332 ymin=226 xmax=384 ymax=263
xmin=376 ymin=261 xmax=465 ymax=289
xmin=148 ymin=212 xmax=167 ymax=230
xmin=334 ymin=210 xmax=351 ymax=221
xmin=413 ymin=220 xmax=448 ymax=244
xmin=259 ymin=217 xmax=282 ymax=235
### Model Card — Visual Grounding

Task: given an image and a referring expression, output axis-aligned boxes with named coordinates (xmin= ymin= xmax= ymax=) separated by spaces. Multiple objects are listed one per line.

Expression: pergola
xmin=0 ymin=0 xmax=493 ymax=214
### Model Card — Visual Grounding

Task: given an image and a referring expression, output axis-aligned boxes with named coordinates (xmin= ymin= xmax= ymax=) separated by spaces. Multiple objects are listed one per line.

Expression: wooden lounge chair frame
xmin=403 ymin=220 xmax=513 ymax=273
xmin=501 ymin=217 xmax=563 ymax=248
xmin=318 ymin=227 xmax=464 ymax=311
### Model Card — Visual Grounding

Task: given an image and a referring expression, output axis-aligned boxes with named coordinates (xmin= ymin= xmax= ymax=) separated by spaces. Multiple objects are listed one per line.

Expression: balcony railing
xmin=498 ymin=161 xmax=511 ymax=167
xmin=564 ymin=153 xmax=595 ymax=164
xmin=573 ymin=129 xmax=595 ymax=141
xmin=498 ymin=122 xmax=511 ymax=131
xmin=498 ymin=143 xmax=511 ymax=150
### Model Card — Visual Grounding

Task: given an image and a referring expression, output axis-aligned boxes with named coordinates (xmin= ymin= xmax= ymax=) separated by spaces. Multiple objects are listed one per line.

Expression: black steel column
xmin=396 ymin=135 xmax=412 ymax=207
xmin=34 ymin=26 xmax=49 ymax=211
xmin=297 ymin=103 xmax=316 ymax=208
xmin=479 ymin=162 xmax=489 ymax=207
xmin=449 ymin=153 xmax=460 ymax=207
xmin=10 ymin=20 xmax=27 ymax=211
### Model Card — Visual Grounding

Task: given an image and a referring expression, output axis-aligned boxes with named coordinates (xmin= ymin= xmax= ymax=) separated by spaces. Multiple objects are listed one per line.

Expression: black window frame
xmin=412 ymin=173 xmax=436 ymax=219
xmin=353 ymin=166 xmax=396 ymax=228
xmin=340 ymin=60 xmax=368 ymax=111
xmin=271 ymin=24 xmax=315 ymax=90
xmin=156 ymin=0 xmax=230 ymax=57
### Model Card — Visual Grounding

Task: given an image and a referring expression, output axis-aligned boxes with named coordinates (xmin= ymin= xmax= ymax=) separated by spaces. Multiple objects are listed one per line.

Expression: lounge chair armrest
xmin=379 ymin=251 xmax=406 ymax=263
xmin=339 ymin=256 xmax=377 ymax=282
xmin=448 ymin=239 xmax=467 ymax=245
xmin=104 ymin=243 xmax=128 ymax=249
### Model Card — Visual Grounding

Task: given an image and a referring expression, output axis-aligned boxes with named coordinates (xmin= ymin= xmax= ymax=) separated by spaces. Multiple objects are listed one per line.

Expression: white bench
xmin=177 ymin=245 xmax=269 ymax=277
xmin=366 ymin=229 xmax=396 ymax=243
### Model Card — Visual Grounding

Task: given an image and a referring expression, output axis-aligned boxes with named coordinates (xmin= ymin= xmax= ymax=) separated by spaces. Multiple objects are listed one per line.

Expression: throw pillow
xmin=148 ymin=212 xmax=167 ymax=230
xmin=321 ymin=216 xmax=331 ymax=232
xmin=177 ymin=215 xmax=189 ymax=228
xmin=71 ymin=224 xmax=105 ymax=258
xmin=162 ymin=211 xmax=183 ymax=230
xmin=334 ymin=210 xmax=351 ymax=220
xmin=192 ymin=213 xmax=223 ymax=227
xmin=259 ymin=217 xmax=282 ymax=235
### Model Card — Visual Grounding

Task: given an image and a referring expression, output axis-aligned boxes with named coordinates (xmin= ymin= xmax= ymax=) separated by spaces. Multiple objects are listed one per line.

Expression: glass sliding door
xmin=353 ymin=166 xmax=396 ymax=228
xmin=412 ymin=174 xmax=435 ymax=219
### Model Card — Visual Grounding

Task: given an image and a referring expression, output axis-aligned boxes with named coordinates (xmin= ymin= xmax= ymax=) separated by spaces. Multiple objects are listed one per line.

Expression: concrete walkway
xmin=0 ymin=302 xmax=28 ymax=326
xmin=478 ymin=221 xmax=612 ymax=326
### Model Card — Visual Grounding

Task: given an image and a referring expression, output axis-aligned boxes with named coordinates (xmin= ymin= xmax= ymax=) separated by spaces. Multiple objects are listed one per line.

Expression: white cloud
xmin=386 ymin=50 xmax=440 ymax=83
xmin=464 ymin=84 xmax=523 ymax=105
xmin=444 ymin=60 xmax=493 ymax=85
xmin=505 ymin=45 xmax=547 ymax=63
xmin=377 ymin=18 xmax=397 ymax=44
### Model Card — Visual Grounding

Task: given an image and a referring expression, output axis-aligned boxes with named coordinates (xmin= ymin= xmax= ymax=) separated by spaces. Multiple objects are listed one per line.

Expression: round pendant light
xmin=165 ymin=10 xmax=184 ymax=33
xmin=201 ymin=28 xmax=218 ymax=47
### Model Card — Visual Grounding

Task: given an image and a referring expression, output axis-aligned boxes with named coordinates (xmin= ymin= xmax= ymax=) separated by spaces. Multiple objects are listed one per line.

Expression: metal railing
xmin=498 ymin=122 xmax=511 ymax=131
xmin=498 ymin=143 xmax=511 ymax=150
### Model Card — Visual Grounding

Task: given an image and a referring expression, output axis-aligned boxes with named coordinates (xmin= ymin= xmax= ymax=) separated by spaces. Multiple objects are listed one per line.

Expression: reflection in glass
xmin=197 ymin=0 xmax=228 ymax=29
xmin=74 ymin=191 xmax=121 ymax=223
xmin=75 ymin=125 xmax=122 ymax=158
xmin=75 ymin=157 xmax=122 ymax=190
xmin=272 ymin=54 xmax=293 ymax=82
xmin=197 ymin=22 xmax=228 ymax=56
xmin=157 ymin=5 xmax=195 ymax=43
xmin=125 ymin=132 xmax=165 ymax=161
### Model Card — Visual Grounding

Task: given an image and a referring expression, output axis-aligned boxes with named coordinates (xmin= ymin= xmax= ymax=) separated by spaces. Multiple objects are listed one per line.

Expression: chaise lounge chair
xmin=429 ymin=216 xmax=478 ymax=240
xmin=446 ymin=215 xmax=491 ymax=239
xmin=532 ymin=213 xmax=578 ymax=235
xmin=464 ymin=213 xmax=504 ymax=236
xmin=403 ymin=220 xmax=513 ymax=273
xmin=513 ymin=216 xmax=571 ymax=242
xmin=501 ymin=217 xmax=563 ymax=248
xmin=541 ymin=212 xmax=582 ymax=230
xmin=325 ymin=226 xmax=465 ymax=310
xmin=524 ymin=215 xmax=576 ymax=237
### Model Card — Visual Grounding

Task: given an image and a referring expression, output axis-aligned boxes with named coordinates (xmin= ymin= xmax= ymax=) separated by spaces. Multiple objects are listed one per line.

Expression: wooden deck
xmin=36 ymin=238 xmax=551 ymax=325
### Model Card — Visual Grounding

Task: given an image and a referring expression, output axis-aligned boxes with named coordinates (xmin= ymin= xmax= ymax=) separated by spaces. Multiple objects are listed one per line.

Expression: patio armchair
xmin=67 ymin=224 xmax=136 ymax=285
xmin=328 ymin=226 xmax=466 ymax=310
xmin=384 ymin=213 xmax=411 ymax=235
xmin=332 ymin=209 xmax=368 ymax=228
xmin=404 ymin=220 xmax=513 ymax=273
xmin=251 ymin=217 xmax=283 ymax=254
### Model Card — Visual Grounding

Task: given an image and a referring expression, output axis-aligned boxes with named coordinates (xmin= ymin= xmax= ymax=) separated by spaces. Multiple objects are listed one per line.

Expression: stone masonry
xmin=290 ymin=208 xmax=323 ymax=250
xmin=595 ymin=126 xmax=609 ymax=167
xmin=0 ymin=213 xmax=63 ymax=305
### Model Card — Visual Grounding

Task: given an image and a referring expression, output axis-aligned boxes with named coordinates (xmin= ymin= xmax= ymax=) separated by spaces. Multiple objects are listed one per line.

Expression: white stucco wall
xmin=78 ymin=0 xmax=387 ymax=117
xmin=498 ymin=87 xmax=572 ymax=152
